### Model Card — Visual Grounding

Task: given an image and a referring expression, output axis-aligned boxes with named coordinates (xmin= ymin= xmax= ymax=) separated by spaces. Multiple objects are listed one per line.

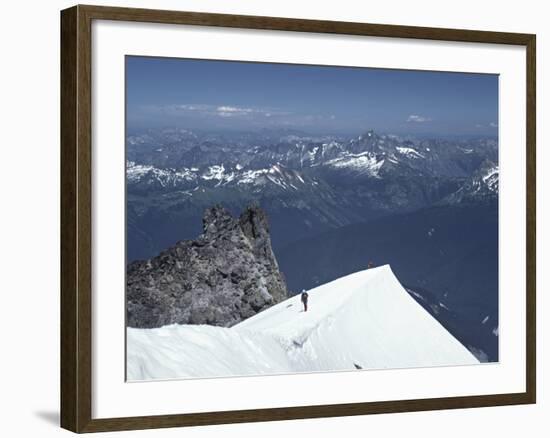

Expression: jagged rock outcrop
xmin=126 ymin=205 xmax=288 ymax=328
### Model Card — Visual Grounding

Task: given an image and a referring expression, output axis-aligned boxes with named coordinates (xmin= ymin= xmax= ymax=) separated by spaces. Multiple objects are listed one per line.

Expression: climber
xmin=368 ymin=261 xmax=375 ymax=269
xmin=301 ymin=289 xmax=309 ymax=312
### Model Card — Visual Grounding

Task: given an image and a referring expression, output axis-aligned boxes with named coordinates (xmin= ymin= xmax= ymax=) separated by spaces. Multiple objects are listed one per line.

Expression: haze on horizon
xmin=126 ymin=56 xmax=499 ymax=137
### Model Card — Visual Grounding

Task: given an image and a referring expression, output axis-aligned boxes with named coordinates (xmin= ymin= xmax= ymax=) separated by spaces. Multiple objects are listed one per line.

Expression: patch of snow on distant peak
xmin=326 ymin=152 xmax=384 ymax=177
xmin=237 ymin=168 xmax=270 ymax=186
xmin=266 ymin=175 xmax=287 ymax=190
xmin=126 ymin=161 xmax=197 ymax=187
xmin=202 ymin=164 xmax=225 ymax=181
xmin=396 ymin=146 xmax=425 ymax=159
xmin=406 ymin=288 xmax=426 ymax=302
xmin=483 ymin=168 xmax=498 ymax=182
xmin=200 ymin=164 xmax=240 ymax=186
xmin=482 ymin=165 xmax=499 ymax=192
xmin=270 ymin=164 xmax=283 ymax=175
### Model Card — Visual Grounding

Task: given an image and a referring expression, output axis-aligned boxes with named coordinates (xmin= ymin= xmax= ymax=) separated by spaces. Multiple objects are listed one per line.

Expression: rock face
xmin=127 ymin=205 xmax=288 ymax=328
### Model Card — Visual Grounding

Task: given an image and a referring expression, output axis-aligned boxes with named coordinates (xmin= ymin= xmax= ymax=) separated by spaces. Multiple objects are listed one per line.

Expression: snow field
xmin=127 ymin=265 xmax=478 ymax=381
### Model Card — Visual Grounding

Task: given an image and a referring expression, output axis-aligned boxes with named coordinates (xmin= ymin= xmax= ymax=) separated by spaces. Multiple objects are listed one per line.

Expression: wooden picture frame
xmin=60 ymin=4 xmax=536 ymax=433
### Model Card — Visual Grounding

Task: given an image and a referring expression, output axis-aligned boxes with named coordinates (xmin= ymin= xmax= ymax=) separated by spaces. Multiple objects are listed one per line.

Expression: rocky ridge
xmin=127 ymin=205 xmax=288 ymax=328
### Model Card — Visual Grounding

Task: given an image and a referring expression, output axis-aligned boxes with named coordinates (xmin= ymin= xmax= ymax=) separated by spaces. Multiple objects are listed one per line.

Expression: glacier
xmin=127 ymin=265 xmax=478 ymax=381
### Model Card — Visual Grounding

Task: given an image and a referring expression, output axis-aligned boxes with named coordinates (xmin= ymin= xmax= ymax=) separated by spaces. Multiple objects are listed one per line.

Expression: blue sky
xmin=126 ymin=56 xmax=498 ymax=136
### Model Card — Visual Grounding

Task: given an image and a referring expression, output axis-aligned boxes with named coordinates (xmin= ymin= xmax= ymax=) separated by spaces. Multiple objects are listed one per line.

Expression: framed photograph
xmin=60 ymin=4 xmax=536 ymax=433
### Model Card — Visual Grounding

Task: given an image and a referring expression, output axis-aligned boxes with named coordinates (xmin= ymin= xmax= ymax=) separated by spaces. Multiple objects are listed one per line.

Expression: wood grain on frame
xmin=60 ymin=4 xmax=536 ymax=433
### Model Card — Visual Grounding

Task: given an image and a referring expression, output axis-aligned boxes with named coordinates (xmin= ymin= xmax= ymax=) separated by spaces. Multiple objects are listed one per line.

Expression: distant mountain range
xmin=126 ymin=127 xmax=499 ymax=362
xmin=127 ymin=128 xmax=498 ymax=190
xmin=127 ymin=128 xmax=498 ymax=261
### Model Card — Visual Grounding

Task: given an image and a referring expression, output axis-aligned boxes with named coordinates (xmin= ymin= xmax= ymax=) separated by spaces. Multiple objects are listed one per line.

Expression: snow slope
xmin=127 ymin=265 xmax=478 ymax=381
